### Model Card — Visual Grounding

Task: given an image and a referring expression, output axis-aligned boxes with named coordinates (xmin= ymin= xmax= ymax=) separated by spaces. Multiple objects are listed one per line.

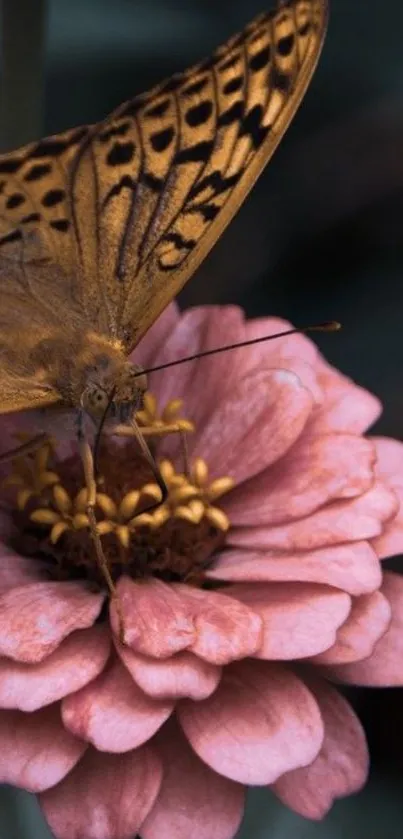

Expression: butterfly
xmin=0 ymin=0 xmax=328 ymax=587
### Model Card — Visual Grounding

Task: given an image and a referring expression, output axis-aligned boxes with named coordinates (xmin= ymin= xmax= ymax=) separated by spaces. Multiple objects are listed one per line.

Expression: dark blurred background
xmin=1 ymin=0 xmax=403 ymax=836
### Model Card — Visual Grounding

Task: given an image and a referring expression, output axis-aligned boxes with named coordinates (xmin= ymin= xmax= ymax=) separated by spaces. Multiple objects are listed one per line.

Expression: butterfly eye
xmin=81 ymin=385 xmax=109 ymax=417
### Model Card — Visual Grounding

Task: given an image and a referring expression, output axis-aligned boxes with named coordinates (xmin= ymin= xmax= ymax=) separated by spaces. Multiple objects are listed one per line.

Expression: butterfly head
xmin=81 ymin=358 xmax=147 ymax=426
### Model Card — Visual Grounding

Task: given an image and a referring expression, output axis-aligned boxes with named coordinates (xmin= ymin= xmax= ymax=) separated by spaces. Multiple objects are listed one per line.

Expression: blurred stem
xmin=0 ymin=0 xmax=48 ymax=151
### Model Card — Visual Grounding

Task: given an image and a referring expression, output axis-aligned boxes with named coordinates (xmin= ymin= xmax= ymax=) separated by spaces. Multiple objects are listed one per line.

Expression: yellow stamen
xmin=176 ymin=419 xmax=195 ymax=432
xmin=174 ymin=506 xmax=198 ymax=524
xmin=72 ymin=512 xmax=90 ymax=530
xmin=96 ymin=521 xmax=115 ymax=537
xmin=30 ymin=509 xmax=61 ymax=525
xmin=74 ymin=487 xmax=89 ymax=512
xmin=53 ymin=484 xmax=72 ymax=514
xmin=17 ymin=488 xmax=34 ymax=510
xmin=188 ymin=499 xmax=205 ymax=523
xmin=162 ymin=398 xmax=183 ymax=423
xmin=168 ymin=474 xmax=187 ymax=489
xmin=50 ymin=521 xmax=69 ymax=544
xmin=129 ymin=512 xmax=154 ymax=527
xmin=119 ymin=491 xmax=141 ymax=519
xmin=192 ymin=458 xmax=209 ymax=486
xmin=207 ymin=477 xmax=235 ymax=500
xmin=96 ymin=493 xmax=118 ymax=519
xmin=135 ymin=409 xmax=149 ymax=426
xmin=205 ymin=507 xmax=230 ymax=532
xmin=170 ymin=484 xmax=200 ymax=504
xmin=151 ymin=506 xmax=170 ymax=528
xmin=115 ymin=524 xmax=131 ymax=549
xmin=160 ymin=459 xmax=175 ymax=482
xmin=141 ymin=483 xmax=163 ymax=503
xmin=38 ymin=471 xmax=60 ymax=491
xmin=6 ymin=394 xmax=235 ymax=580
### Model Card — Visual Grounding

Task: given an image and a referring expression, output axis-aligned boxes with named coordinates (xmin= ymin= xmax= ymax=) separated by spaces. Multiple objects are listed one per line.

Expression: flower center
xmin=5 ymin=393 xmax=234 ymax=591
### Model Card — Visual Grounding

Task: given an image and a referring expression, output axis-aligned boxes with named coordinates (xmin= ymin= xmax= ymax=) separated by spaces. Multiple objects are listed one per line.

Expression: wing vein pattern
xmin=0 ymin=0 xmax=327 ymax=412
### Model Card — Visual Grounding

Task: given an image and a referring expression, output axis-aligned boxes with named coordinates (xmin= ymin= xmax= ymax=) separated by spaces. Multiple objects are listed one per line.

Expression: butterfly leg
xmin=0 ymin=432 xmax=50 ymax=464
xmin=76 ymin=410 xmax=125 ymax=639
xmin=111 ymin=417 xmax=168 ymax=515
xmin=143 ymin=424 xmax=190 ymax=478
xmin=114 ymin=420 xmax=191 ymax=479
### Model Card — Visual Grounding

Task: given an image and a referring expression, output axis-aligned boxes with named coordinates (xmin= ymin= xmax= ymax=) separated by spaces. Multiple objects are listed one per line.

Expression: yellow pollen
xmin=136 ymin=394 xmax=195 ymax=436
xmin=53 ymin=484 xmax=72 ymax=515
xmin=50 ymin=521 xmax=69 ymax=544
xmin=30 ymin=509 xmax=61 ymax=525
xmin=205 ymin=507 xmax=231 ymax=532
xmin=95 ymin=493 xmax=118 ymax=519
xmin=118 ymin=491 xmax=141 ymax=519
xmin=17 ymin=488 xmax=35 ymax=511
xmin=192 ymin=458 xmax=209 ymax=486
xmin=3 ymin=434 xmax=59 ymax=510
xmin=7 ymin=392 xmax=234 ymax=564
xmin=72 ymin=513 xmax=90 ymax=530
xmin=74 ymin=487 xmax=90 ymax=512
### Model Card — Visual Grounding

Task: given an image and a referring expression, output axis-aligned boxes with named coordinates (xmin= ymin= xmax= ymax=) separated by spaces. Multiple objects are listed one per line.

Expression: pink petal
xmin=311 ymin=591 xmax=391 ymax=665
xmin=373 ymin=436 xmax=403 ymax=478
xmin=110 ymin=577 xmax=195 ymax=657
xmin=192 ymin=368 xmax=314 ymax=483
xmin=229 ymin=583 xmax=351 ymax=659
xmin=142 ymin=719 xmax=245 ymax=839
xmin=207 ymin=542 xmax=382 ymax=596
xmin=230 ymin=481 xmax=398 ymax=551
xmin=62 ymin=657 xmax=173 ymax=752
xmin=0 ymin=546 xmax=45 ymax=593
xmin=134 ymin=302 xmax=180 ymax=368
xmin=240 ymin=317 xmax=322 ymax=404
xmin=117 ymin=642 xmax=221 ymax=700
xmin=178 ymin=660 xmax=323 ymax=784
xmin=272 ymin=678 xmax=368 ymax=819
xmin=172 ymin=583 xmax=262 ymax=664
xmin=326 ymin=572 xmax=403 ymax=685
xmin=265 ymin=359 xmax=322 ymax=404
xmin=227 ymin=315 xmax=322 ymax=402
xmin=40 ymin=744 xmax=162 ymax=839
xmin=224 ymin=434 xmax=376 ymax=526
xmin=0 ymin=625 xmax=111 ymax=711
xmin=371 ymin=437 xmax=403 ymax=558
xmin=0 ymin=581 xmax=104 ymax=663
xmin=148 ymin=305 xmax=245 ymax=416
xmin=242 ymin=316 xmax=319 ymax=375
xmin=155 ymin=307 xmax=248 ymax=453
xmin=0 ymin=704 xmax=86 ymax=792
xmin=0 ymin=408 xmax=77 ymax=460
xmin=309 ymin=360 xmax=381 ymax=435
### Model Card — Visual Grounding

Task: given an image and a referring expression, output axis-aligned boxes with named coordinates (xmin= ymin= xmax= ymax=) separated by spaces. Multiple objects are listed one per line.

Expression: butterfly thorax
xmin=31 ymin=331 xmax=147 ymax=424
xmin=77 ymin=335 xmax=147 ymax=425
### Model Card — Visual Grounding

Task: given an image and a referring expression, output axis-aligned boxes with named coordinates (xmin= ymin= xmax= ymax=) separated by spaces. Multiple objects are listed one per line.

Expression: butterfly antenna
xmin=136 ymin=320 xmax=341 ymax=377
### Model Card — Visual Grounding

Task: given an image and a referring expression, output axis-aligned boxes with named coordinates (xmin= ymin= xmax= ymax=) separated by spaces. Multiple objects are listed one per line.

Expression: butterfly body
xmin=26 ymin=329 xmax=148 ymax=428
xmin=0 ymin=0 xmax=328 ymax=423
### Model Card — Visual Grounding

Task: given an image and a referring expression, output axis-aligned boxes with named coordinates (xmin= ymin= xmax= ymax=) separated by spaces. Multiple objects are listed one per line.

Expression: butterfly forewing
xmin=0 ymin=0 xmax=328 ymax=412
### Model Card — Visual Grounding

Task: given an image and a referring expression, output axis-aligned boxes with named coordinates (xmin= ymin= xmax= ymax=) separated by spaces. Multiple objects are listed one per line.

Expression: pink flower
xmin=1 ymin=303 xmax=403 ymax=839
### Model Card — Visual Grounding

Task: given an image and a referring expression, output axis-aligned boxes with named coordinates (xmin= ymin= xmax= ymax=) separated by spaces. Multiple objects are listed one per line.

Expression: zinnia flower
xmin=1 ymin=302 xmax=403 ymax=839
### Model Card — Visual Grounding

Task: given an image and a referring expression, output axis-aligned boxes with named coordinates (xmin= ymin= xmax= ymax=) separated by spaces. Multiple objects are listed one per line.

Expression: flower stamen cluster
xmin=5 ymin=392 xmax=234 ymax=587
